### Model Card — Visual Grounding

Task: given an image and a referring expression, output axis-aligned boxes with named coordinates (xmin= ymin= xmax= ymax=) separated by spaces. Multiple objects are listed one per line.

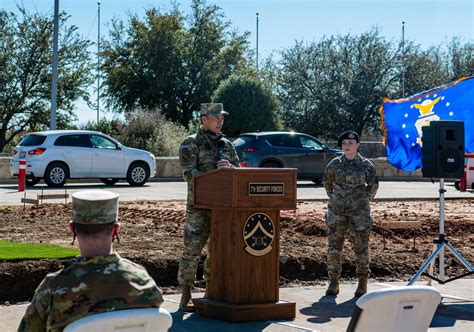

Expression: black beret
xmin=338 ymin=130 xmax=360 ymax=147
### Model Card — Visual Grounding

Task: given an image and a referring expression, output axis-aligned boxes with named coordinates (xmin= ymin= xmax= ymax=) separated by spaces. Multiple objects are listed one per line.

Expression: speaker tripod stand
xmin=408 ymin=178 xmax=473 ymax=286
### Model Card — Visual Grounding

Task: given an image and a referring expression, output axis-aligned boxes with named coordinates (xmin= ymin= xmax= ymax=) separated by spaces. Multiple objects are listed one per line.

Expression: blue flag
xmin=380 ymin=77 xmax=474 ymax=171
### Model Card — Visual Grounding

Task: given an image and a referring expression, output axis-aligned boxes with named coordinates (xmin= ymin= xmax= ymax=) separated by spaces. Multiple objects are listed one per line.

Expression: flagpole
xmin=256 ymin=12 xmax=259 ymax=73
xmin=97 ymin=0 xmax=101 ymax=123
xmin=402 ymin=21 xmax=405 ymax=98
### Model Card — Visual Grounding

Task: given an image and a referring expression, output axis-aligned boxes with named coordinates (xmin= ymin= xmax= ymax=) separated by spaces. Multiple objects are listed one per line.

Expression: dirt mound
xmin=1 ymin=199 xmax=473 ymax=303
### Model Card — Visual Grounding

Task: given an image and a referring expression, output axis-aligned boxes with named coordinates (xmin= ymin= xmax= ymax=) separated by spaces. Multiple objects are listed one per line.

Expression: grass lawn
xmin=0 ymin=240 xmax=79 ymax=260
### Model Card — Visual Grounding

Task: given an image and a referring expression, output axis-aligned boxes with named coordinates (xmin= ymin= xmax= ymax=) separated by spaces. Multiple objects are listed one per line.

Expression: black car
xmin=233 ymin=131 xmax=343 ymax=183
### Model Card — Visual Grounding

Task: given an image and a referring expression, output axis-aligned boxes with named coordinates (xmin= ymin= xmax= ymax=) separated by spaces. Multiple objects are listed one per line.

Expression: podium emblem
xmin=243 ymin=212 xmax=274 ymax=256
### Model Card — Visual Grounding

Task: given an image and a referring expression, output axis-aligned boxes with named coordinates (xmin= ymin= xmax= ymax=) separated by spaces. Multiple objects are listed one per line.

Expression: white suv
xmin=10 ymin=130 xmax=157 ymax=187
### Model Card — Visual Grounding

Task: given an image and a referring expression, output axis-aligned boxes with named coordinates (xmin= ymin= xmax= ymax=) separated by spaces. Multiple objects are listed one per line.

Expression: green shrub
xmin=120 ymin=109 xmax=189 ymax=156
xmin=213 ymin=75 xmax=283 ymax=137
xmin=151 ymin=119 xmax=189 ymax=156
xmin=81 ymin=118 xmax=124 ymax=138
xmin=1 ymin=131 xmax=23 ymax=155
xmin=120 ymin=110 xmax=157 ymax=152
xmin=78 ymin=110 xmax=190 ymax=156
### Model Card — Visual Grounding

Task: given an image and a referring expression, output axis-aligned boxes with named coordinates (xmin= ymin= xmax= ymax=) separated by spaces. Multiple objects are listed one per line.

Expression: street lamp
xmin=50 ymin=0 xmax=59 ymax=130
xmin=401 ymin=21 xmax=405 ymax=98
xmin=256 ymin=12 xmax=259 ymax=73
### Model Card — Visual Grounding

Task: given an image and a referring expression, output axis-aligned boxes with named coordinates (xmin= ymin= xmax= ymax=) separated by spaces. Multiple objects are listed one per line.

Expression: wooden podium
xmin=192 ymin=167 xmax=297 ymax=322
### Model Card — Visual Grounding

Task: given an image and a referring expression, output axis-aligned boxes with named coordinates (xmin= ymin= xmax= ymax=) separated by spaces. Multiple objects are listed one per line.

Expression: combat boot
xmin=354 ymin=275 xmax=368 ymax=297
xmin=179 ymin=285 xmax=194 ymax=312
xmin=325 ymin=273 xmax=340 ymax=296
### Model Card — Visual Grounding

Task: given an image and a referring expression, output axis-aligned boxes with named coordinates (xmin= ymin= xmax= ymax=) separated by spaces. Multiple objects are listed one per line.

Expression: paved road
xmin=0 ymin=180 xmax=472 ymax=205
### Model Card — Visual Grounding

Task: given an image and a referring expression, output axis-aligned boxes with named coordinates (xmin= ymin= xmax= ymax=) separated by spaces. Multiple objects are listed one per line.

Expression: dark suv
xmin=233 ymin=131 xmax=343 ymax=183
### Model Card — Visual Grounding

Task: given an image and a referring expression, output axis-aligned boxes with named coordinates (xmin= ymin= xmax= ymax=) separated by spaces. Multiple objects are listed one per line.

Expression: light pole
xmin=401 ymin=21 xmax=405 ymax=98
xmin=50 ymin=0 xmax=59 ymax=130
xmin=256 ymin=12 xmax=259 ymax=73
xmin=97 ymin=0 xmax=101 ymax=123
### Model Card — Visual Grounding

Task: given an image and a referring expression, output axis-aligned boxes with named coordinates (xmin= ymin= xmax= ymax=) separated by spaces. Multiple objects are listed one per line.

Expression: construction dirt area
xmin=0 ymin=199 xmax=473 ymax=303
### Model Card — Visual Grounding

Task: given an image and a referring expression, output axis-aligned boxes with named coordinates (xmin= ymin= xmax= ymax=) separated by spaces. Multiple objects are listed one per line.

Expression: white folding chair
xmin=347 ymin=285 xmax=441 ymax=332
xmin=64 ymin=307 xmax=172 ymax=332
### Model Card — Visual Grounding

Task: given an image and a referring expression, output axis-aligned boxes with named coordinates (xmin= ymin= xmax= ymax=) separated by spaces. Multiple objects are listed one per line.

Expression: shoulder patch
xmin=180 ymin=146 xmax=192 ymax=162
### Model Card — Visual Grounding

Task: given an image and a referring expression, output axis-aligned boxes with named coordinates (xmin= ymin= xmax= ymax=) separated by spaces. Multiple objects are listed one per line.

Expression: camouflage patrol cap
xmin=338 ymin=130 xmax=360 ymax=147
xmin=72 ymin=190 xmax=119 ymax=224
xmin=200 ymin=103 xmax=229 ymax=116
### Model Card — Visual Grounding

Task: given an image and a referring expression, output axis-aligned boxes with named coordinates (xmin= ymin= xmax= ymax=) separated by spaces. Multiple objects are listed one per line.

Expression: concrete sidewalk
xmin=2 ymin=279 xmax=472 ymax=331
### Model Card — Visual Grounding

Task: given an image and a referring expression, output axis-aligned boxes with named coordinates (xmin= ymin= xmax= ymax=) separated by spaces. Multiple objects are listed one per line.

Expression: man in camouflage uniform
xmin=18 ymin=190 xmax=163 ymax=331
xmin=178 ymin=103 xmax=240 ymax=311
xmin=322 ymin=131 xmax=379 ymax=297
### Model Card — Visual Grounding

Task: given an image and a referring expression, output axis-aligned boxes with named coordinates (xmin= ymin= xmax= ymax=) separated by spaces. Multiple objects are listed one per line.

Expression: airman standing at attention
xmin=178 ymin=103 xmax=240 ymax=311
xmin=322 ymin=131 xmax=379 ymax=297
xmin=18 ymin=190 xmax=163 ymax=332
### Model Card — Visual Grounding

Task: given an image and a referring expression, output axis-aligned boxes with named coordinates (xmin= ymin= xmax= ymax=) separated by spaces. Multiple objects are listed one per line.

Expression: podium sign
xmin=192 ymin=168 xmax=297 ymax=322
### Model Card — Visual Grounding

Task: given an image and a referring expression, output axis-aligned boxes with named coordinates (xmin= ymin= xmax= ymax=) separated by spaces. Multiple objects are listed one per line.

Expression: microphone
xmin=217 ymin=140 xmax=226 ymax=160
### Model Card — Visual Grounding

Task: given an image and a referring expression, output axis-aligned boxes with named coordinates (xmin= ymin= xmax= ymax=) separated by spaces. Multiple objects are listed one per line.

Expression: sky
xmin=4 ymin=0 xmax=474 ymax=126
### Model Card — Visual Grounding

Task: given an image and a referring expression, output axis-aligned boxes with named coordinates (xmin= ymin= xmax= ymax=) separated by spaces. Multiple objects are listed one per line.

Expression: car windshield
xmin=19 ymin=134 xmax=47 ymax=146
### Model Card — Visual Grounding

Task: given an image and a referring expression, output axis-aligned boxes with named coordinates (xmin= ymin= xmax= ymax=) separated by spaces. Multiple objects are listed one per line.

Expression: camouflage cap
xmin=338 ymin=130 xmax=360 ymax=147
xmin=72 ymin=190 xmax=119 ymax=224
xmin=200 ymin=103 xmax=229 ymax=116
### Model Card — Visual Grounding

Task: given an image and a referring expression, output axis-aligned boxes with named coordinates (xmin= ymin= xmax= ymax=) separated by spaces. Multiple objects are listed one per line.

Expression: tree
xmin=391 ymin=37 xmax=474 ymax=102
xmin=401 ymin=44 xmax=450 ymax=98
xmin=275 ymin=28 xmax=399 ymax=139
xmin=213 ymin=75 xmax=282 ymax=137
xmin=445 ymin=37 xmax=474 ymax=79
xmin=101 ymin=0 xmax=250 ymax=128
xmin=0 ymin=8 xmax=93 ymax=152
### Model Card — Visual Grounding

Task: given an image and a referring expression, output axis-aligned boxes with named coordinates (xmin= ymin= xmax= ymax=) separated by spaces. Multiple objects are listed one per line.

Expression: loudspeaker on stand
xmin=421 ymin=121 xmax=464 ymax=179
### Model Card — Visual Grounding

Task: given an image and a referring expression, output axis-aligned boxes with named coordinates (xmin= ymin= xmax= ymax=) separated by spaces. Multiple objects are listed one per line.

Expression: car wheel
xmin=454 ymin=181 xmax=461 ymax=190
xmin=126 ymin=162 xmax=149 ymax=186
xmin=312 ymin=178 xmax=323 ymax=185
xmin=25 ymin=177 xmax=41 ymax=187
xmin=261 ymin=162 xmax=281 ymax=168
xmin=100 ymin=178 xmax=120 ymax=186
xmin=44 ymin=162 xmax=68 ymax=187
